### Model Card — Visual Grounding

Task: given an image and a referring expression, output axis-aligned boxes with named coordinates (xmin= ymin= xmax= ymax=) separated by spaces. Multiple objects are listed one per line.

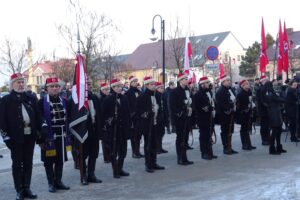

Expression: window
xmin=193 ymin=54 xmax=203 ymax=60
xmin=212 ymin=36 xmax=219 ymax=41
xmin=36 ymin=76 xmax=42 ymax=85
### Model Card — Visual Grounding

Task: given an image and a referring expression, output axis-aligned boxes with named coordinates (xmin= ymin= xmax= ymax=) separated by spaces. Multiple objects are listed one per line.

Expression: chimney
xmin=286 ymin=28 xmax=293 ymax=34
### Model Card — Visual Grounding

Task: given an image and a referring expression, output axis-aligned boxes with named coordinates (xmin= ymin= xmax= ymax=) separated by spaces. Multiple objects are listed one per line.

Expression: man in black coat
xmin=169 ymin=73 xmax=194 ymax=165
xmin=101 ymin=79 xmax=130 ymax=178
xmin=164 ymin=81 xmax=176 ymax=133
xmin=0 ymin=73 xmax=45 ymax=200
xmin=285 ymin=80 xmax=299 ymax=142
xmin=136 ymin=77 xmax=165 ymax=173
xmin=154 ymin=82 xmax=168 ymax=154
xmin=99 ymin=82 xmax=111 ymax=163
xmin=194 ymin=76 xmax=217 ymax=160
xmin=263 ymin=81 xmax=286 ymax=154
xmin=38 ymin=77 xmax=71 ymax=192
xmin=78 ymin=78 xmax=102 ymax=185
xmin=215 ymin=75 xmax=238 ymax=155
xmin=125 ymin=76 xmax=144 ymax=158
xmin=256 ymin=75 xmax=270 ymax=145
xmin=236 ymin=80 xmax=256 ymax=150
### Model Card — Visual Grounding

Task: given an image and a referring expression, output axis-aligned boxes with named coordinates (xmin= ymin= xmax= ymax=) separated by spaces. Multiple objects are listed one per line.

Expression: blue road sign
xmin=206 ymin=46 xmax=219 ymax=61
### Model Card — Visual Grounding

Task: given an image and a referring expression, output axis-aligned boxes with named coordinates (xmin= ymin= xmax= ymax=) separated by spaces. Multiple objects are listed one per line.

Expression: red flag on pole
xmin=72 ymin=54 xmax=88 ymax=110
xmin=277 ymin=20 xmax=284 ymax=75
xmin=259 ymin=18 xmax=269 ymax=74
xmin=283 ymin=21 xmax=289 ymax=72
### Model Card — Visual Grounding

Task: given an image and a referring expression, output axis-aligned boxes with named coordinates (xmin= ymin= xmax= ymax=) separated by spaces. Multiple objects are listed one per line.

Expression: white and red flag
xmin=69 ymin=54 xmax=89 ymax=143
xmin=183 ymin=36 xmax=196 ymax=83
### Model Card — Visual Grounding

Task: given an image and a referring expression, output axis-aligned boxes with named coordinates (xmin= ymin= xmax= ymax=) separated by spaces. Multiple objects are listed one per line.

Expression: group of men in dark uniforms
xmin=1 ymin=71 xmax=300 ymax=200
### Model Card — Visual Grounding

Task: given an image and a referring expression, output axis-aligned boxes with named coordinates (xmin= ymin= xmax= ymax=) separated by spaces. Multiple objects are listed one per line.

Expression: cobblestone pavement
xmin=1 ymin=126 xmax=300 ymax=200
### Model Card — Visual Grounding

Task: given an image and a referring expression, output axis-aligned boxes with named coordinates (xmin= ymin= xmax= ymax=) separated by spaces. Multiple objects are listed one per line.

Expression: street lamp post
xmin=151 ymin=14 xmax=165 ymax=86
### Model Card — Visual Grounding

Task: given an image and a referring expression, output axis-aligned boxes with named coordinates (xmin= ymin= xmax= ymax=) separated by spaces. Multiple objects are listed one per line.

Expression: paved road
xmin=1 ymin=125 xmax=300 ymax=200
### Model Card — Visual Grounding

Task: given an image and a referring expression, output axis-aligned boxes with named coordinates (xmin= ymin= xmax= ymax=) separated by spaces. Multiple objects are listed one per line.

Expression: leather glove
xmin=5 ymin=140 xmax=12 ymax=150
xmin=39 ymin=143 xmax=46 ymax=150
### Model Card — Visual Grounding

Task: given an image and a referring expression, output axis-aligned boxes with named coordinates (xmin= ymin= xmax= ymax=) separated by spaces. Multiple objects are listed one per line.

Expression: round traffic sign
xmin=206 ymin=46 xmax=219 ymax=61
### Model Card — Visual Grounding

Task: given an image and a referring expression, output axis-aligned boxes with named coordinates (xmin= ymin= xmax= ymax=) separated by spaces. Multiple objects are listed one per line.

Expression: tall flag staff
xmin=69 ymin=25 xmax=89 ymax=184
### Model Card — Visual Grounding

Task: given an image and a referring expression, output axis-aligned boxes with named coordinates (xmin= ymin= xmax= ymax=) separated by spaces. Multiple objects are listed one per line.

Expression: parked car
xmin=0 ymin=92 xmax=9 ymax=98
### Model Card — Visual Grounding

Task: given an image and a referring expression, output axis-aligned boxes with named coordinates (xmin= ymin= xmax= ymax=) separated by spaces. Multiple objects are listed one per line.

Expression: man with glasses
xmin=169 ymin=73 xmax=194 ymax=165
xmin=38 ymin=77 xmax=71 ymax=193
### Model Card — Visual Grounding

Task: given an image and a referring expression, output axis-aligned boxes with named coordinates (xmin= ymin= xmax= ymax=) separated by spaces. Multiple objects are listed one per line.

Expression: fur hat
xmin=110 ymin=78 xmax=123 ymax=87
xmin=199 ymin=76 xmax=210 ymax=84
xmin=143 ymin=76 xmax=155 ymax=85
xmin=177 ymin=73 xmax=188 ymax=82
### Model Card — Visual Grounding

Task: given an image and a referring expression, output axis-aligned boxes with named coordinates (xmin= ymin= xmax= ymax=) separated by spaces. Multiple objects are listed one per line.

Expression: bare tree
xmin=166 ymin=17 xmax=185 ymax=72
xmin=166 ymin=17 xmax=207 ymax=73
xmin=0 ymin=38 xmax=27 ymax=76
xmin=52 ymin=58 xmax=75 ymax=84
xmin=58 ymin=0 xmax=119 ymax=81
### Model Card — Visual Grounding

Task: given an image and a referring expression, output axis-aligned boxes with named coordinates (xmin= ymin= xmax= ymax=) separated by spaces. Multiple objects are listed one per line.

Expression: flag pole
xmin=76 ymin=23 xmax=84 ymax=184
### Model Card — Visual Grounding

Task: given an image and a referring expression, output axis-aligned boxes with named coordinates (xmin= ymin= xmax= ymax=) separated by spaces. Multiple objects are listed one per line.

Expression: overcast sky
xmin=0 ymin=0 xmax=299 ymax=86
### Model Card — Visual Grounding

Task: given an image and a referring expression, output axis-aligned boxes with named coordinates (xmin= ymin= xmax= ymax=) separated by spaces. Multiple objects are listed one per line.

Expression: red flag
xmin=259 ymin=18 xmax=269 ymax=73
xmin=277 ymin=20 xmax=284 ymax=75
xmin=219 ymin=62 xmax=225 ymax=77
xmin=283 ymin=21 xmax=289 ymax=72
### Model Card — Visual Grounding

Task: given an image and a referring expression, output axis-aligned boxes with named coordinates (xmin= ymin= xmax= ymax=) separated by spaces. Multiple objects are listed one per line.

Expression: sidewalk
xmin=0 ymin=126 xmax=300 ymax=200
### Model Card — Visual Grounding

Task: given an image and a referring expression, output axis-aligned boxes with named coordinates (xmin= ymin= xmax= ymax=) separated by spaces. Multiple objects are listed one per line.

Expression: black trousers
xmin=107 ymin=127 xmax=128 ymax=174
xmin=288 ymin=115 xmax=297 ymax=139
xmin=75 ymin=135 xmax=100 ymax=176
xmin=220 ymin=114 xmax=234 ymax=151
xmin=155 ymin=122 xmax=165 ymax=151
xmin=174 ymin=118 xmax=188 ymax=162
xmin=130 ymin=127 xmax=142 ymax=156
xmin=144 ymin=125 xmax=157 ymax=167
xmin=260 ymin=115 xmax=270 ymax=143
xmin=199 ymin=126 xmax=211 ymax=154
xmin=240 ymin=116 xmax=252 ymax=148
xmin=270 ymin=127 xmax=282 ymax=147
xmin=10 ymin=136 xmax=35 ymax=192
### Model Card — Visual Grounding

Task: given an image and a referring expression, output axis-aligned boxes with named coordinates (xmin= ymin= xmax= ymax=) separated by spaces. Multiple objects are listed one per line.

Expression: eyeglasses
xmin=49 ymin=85 xmax=60 ymax=88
